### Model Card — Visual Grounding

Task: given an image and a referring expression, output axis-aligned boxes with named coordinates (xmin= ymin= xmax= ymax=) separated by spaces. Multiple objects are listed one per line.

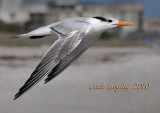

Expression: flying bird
xmin=13 ymin=16 xmax=134 ymax=100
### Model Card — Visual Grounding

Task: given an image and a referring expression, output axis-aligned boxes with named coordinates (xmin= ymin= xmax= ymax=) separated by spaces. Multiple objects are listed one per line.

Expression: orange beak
xmin=114 ymin=21 xmax=134 ymax=26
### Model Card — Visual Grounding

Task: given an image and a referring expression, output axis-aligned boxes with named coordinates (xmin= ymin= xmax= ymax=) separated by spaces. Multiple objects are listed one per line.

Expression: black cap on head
xmin=93 ymin=16 xmax=106 ymax=22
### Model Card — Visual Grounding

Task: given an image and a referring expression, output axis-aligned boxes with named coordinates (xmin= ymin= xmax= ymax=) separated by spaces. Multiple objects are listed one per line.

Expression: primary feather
xmin=14 ymin=18 xmax=92 ymax=100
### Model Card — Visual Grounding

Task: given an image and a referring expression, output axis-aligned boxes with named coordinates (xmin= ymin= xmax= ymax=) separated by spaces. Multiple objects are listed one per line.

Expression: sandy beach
xmin=0 ymin=46 xmax=160 ymax=113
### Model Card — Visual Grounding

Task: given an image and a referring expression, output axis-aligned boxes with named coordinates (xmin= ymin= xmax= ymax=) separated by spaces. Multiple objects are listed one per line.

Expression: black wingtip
xmin=13 ymin=94 xmax=19 ymax=100
xmin=44 ymin=79 xmax=49 ymax=84
xmin=13 ymin=97 xmax=17 ymax=100
xmin=13 ymin=92 xmax=21 ymax=100
xmin=44 ymin=78 xmax=51 ymax=84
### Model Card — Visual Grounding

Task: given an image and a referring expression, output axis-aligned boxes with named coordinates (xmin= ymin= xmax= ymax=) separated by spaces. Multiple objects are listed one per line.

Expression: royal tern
xmin=13 ymin=16 xmax=134 ymax=100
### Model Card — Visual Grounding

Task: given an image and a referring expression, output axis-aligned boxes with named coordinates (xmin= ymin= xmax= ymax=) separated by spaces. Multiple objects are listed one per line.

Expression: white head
xmin=90 ymin=16 xmax=134 ymax=32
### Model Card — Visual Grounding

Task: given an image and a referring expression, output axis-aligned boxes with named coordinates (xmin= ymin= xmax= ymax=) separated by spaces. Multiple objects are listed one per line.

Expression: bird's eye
xmin=108 ymin=20 xmax=113 ymax=23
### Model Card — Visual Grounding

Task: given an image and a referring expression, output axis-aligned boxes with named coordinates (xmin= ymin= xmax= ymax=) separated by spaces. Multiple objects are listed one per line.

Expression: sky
xmin=22 ymin=0 xmax=160 ymax=18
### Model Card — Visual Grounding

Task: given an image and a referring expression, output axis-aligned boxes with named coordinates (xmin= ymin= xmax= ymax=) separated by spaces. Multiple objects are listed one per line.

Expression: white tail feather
xmin=10 ymin=34 xmax=29 ymax=39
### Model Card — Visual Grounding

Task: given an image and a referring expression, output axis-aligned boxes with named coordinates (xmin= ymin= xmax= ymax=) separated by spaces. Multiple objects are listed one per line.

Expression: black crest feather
xmin=93 ymin=16 xmax=106 ymax=22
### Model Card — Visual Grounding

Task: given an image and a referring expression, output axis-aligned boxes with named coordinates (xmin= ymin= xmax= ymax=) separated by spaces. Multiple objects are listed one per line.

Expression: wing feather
xmin=14 ymin=40 xmax=64 ymax=99
xmin=44 ymin=32 xmax=100 ymax=83
xmin=14 ymin=26 xmax=90 ymax=100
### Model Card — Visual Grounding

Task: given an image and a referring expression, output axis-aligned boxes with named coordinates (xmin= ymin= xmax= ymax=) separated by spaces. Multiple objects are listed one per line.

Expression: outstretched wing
xmin=14 ymin=23 xmax=91 ymax=100
xmin=44 ymin=41 xmax=88 ymax=83
xmin=44 ymin=31 xmax=101 ymax=83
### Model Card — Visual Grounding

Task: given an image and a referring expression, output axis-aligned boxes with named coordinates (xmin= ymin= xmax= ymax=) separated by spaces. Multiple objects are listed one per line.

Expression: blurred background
xmin=0 ymin=0 xmax=160 ymax=113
